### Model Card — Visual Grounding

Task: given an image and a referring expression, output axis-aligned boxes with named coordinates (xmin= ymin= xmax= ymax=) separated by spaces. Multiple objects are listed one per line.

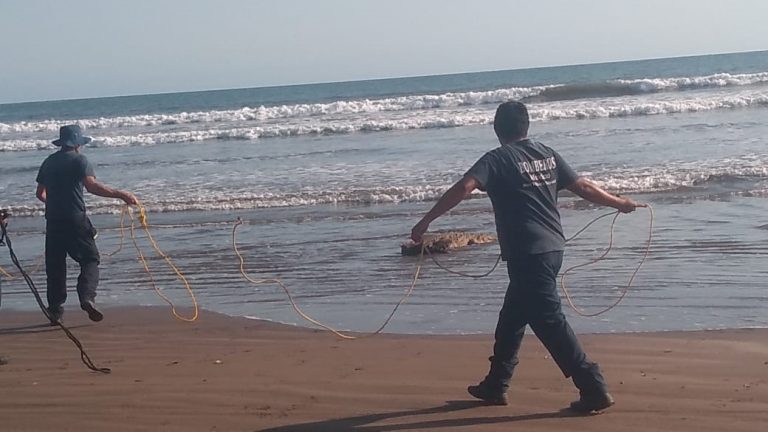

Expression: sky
xmin=1 ymin=0 xmax=766 ymax=104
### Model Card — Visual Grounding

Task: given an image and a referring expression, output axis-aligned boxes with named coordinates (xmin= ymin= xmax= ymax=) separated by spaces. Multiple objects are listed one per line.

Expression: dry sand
xmin=1 ymin=306 xmax=767 ymax=432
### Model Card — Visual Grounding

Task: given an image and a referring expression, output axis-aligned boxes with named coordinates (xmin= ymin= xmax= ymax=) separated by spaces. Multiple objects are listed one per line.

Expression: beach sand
xmin=1 ymin=307 xmax=766 ymax=432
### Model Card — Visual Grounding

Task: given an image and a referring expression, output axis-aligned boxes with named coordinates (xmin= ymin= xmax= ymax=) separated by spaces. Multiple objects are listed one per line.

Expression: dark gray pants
xmin=45 ymin=217 xmax=100 ymax=308
xmin=484 ymin=251 xmax=607 ymax=394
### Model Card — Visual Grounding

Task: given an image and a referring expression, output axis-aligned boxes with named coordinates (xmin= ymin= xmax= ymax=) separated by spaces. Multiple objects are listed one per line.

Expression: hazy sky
xmin=1 ymin=0 xmax=766 ymax=103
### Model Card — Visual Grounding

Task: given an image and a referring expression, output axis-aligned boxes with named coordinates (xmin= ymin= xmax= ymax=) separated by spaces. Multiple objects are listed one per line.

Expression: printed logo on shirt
xmin=518 ymin=156 xmax=557 ymax=187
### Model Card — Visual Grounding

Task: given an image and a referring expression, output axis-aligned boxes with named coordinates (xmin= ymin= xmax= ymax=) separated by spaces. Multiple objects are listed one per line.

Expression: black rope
xmin=0 ymin=218 xmax=110 ymax=374
xmin=0 ymin=209 xmax=6 ymax=246
xmin=1 ymin=210 xmax=7 ymax=310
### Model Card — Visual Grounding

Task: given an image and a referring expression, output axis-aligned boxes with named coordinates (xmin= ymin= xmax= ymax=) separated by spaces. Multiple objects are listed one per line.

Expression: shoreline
xmin=4 ymin=301 xmax=767 ymax=337
xmin=2 ymin=306 xmax=767 ymax=431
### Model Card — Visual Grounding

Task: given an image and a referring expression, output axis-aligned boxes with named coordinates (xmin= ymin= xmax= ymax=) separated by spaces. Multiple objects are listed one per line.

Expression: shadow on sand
xmin=259 ymin=399 xmax=581 ymax=432
xmin=0 ymin=322 xmax=90 ymax=335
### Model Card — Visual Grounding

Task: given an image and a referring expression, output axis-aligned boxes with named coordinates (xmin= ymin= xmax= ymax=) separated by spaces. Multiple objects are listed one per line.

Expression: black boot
xmin=47 ymin=305 xmax=63 ymax=326
xmin=569 ymin=391 xmax=614 ymax=413
xmin=80 ymin=300 xmax=103 ymax=322
xmin=569 ymin=361 xmax=613 ymax=412
xmin=467 ymin=380 xmax=509 ymax=406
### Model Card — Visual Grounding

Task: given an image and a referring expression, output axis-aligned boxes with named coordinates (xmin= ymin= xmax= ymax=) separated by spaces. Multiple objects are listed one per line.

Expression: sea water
xmin=1 ymin=50 xmax=767 ymax=334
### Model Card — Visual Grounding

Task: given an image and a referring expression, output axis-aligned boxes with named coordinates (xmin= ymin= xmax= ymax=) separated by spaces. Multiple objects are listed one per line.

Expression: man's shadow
xmin=259 ymin=399 xmax=580 ymax=432
xmin=0 ymin=323 xmax=89 ymax=335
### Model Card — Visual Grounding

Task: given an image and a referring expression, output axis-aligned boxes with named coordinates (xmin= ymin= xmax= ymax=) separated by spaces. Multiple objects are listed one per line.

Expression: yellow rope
xmin=416 ymin=208 xmax=653 ymax=317
xmin=231 ymin=207 xmax=654 ymax=336
xmin=103 ymin=206 xmax=127 ymax=257
xmin=426 ymin=249 xmax=502 ymax=278
xmin=232 ymin=218 xmax=423 ymax=339
xmin=1 ymin=204 xmax=197 ymax=321
xmin=2 ymin=202 xmax=651 ymax=329
xmin=1 ymin=254 xmax=44 ymax=280
xmin=560 ymin=205 xmax=654 ymax=317
xmin=127 ymin=203 xmax=199 ymax=322
xmin=0 ymin=266 xmax=14 ymax=279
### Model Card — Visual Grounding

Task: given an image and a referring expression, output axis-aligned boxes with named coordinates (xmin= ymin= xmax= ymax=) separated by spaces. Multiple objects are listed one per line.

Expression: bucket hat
xmin=52 ymin=124 xmax=92 ymax=147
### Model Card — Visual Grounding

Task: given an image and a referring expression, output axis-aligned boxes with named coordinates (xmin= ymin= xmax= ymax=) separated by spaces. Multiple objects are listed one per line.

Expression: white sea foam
xmin=532 ymin=91 xmax=768 ymax=121
xmin=616 ymin=72 xmax=768 ymax=92
xmin=589 ymin=155 xmax=768 ymax=192
xmin=6 ymin=155 xmax=768 ymax=217
xmin=3 ymin=185 xmax=455 ymax=217
xmin=3 ymin=89 xmax=767 ymax=152
xmin=0 ymin=86 xmax=552 ymax=134
xmin=0 ymin=112 xmax=495 ymax=151
xmin=2 ymin=72 xmax=767 ymax=136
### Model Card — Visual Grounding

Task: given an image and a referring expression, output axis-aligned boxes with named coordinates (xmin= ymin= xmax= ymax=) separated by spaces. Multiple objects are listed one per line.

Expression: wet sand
xmin=1 ymin=306 xmax=766 ymax=431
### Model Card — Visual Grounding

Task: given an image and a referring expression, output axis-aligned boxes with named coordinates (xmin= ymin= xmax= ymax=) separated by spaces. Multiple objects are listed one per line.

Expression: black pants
xmin=45 ymin=217 xmax=100 ymax=308
xmin=484 ymin=251 xmax=607 ymax=394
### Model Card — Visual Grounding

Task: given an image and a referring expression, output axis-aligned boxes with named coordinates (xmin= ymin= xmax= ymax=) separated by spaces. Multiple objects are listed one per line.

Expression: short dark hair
xmin=493 ymin=101 xmax=529 ymax=141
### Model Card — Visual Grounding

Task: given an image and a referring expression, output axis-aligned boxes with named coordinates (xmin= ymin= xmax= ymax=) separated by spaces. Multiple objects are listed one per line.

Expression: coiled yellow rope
xmin=125 ymin=202 xmax=199 ymax=322
xmin=560 ymin=205 xmax=654 ymax=317
xmin=425 ymin=207 xmax=654 ymax=317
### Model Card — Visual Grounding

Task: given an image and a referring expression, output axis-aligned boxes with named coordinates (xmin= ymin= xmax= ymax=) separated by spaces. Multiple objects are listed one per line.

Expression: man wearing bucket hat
xmin=35 ymin=125 xmax=137 ymax=324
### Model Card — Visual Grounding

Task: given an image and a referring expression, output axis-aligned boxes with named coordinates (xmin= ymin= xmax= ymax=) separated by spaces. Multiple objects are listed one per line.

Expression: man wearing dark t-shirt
xmin=36 ymin=125 xmax=137 ymax=324
xmin=411 ymin=101 xmax=641 ymax=413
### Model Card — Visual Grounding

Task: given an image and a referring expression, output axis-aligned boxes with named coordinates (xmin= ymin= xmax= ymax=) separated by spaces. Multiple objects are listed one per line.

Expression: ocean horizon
xmin=3 ymin=49 xmax=765 ymax=106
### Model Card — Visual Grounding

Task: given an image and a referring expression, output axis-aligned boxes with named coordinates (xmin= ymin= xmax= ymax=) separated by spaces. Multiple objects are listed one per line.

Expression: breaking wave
xmin=2 ymin=89 xmax=767 ymax=152
xmin=1 ymin=71 xmax=767 ymax=137
xmin=5 ymin=154 xmax=768 ymax=217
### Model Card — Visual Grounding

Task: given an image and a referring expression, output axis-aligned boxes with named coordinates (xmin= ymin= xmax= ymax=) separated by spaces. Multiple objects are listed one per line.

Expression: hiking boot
xmin=569 ymin=391 xmax=614 ymax=413
xmin=80 ymin=300 xmax=103 ymax=322
xmin=47 ymin=305 xmax=63 ymax=326
xmin=467 ymin=382 xmax=509 ymax=406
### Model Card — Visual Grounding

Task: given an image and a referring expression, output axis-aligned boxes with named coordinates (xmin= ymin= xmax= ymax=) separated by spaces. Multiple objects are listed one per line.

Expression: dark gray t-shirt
xmin=466 ymin=139 xmax=579 ymax=259
xmin=36 ymin=150 xmax=95 ymax=221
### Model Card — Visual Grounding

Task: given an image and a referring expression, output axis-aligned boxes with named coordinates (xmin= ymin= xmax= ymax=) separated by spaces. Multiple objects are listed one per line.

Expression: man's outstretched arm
xmin=411 ymin=175 xmax=481 ymax=242
xmin=83 ymin=176 xmax=138 ymax=205
xmin=567 ymin=177 xmax=642 ymax=213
